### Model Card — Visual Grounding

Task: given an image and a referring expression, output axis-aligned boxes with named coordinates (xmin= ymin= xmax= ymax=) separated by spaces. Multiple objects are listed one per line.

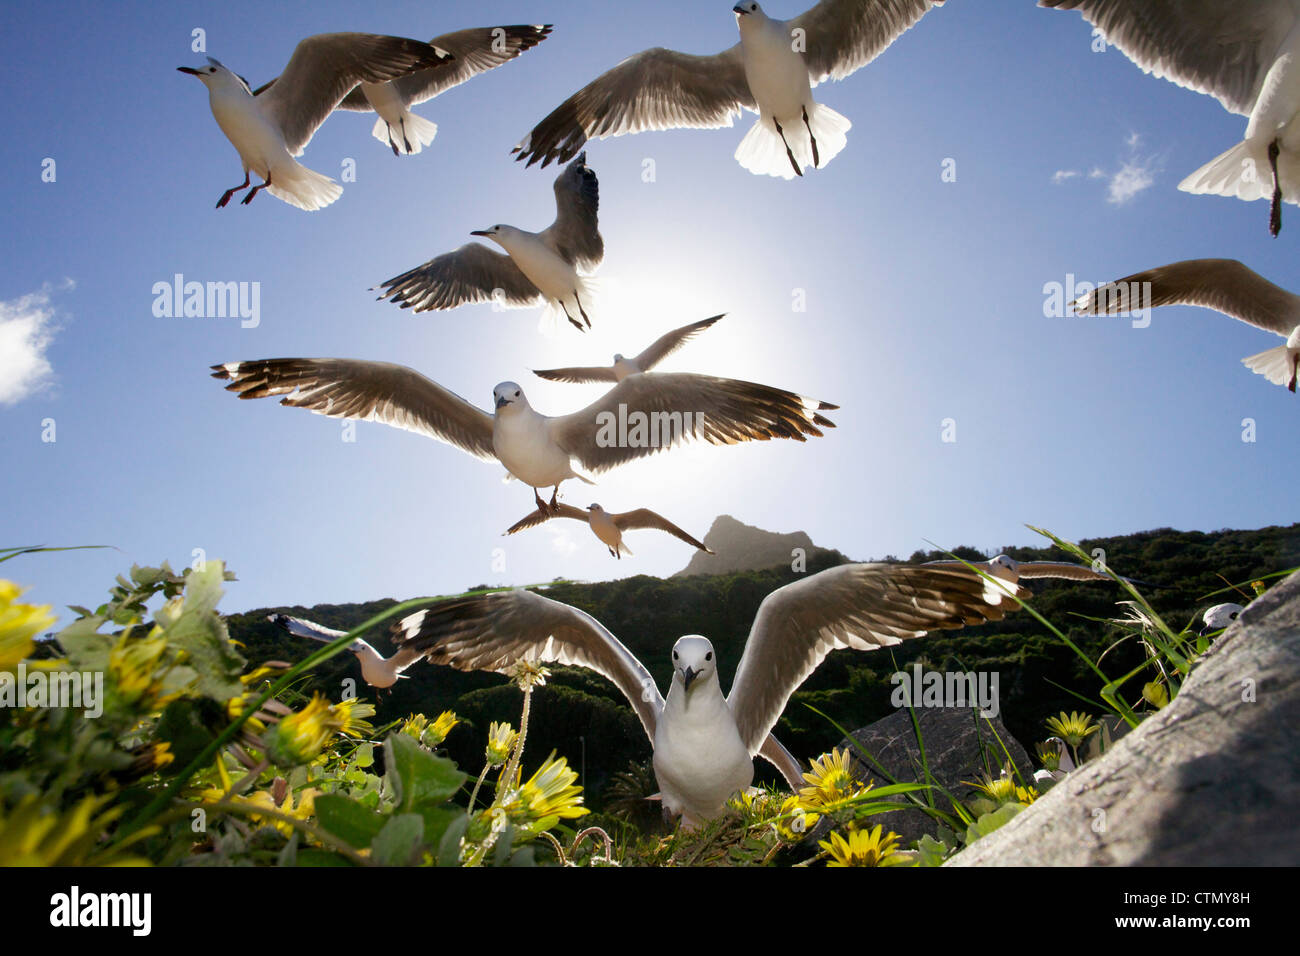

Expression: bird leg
xmin=387 ymin=127 xmax=400 ymax=156
xmin=1290 ymin=354 xmax=1298 ymax=393
xmin=240 ymin=172 xmax=272 ymax=205
xmin=609 ymin=547 xmax=619 ymax=559
xmin=560 ymin=301 xmax=585 ymax=332
xmin=575 ymin=293 xmax=592 ymax=330
xmin=400 ymin=119 xmax=413 ymax=155
xmin=216 ymin=171 xmax=251 ymax=209
xmin=534 ymin=487 xmax=549 ymax=513
xmin=1269 ymin=139 xmax=1283 ymax=237
xmin=549 ymin=486 xmax=560 ymax=513
xmin=802 ymin=106 xmax=820 ymax=168
xmin=773 ymin=119 xmax=803 ymax=178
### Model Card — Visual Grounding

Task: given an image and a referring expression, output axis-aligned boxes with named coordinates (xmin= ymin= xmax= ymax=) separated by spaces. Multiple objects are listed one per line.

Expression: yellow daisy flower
xmin=820 ymin=824 xmax=903 ymax=867
xmin=771 ymin=795 xmax=819 ymax=841
xmin=0 ymin=580 xmax=53 ymax=672
xmin=799 ymin=747 xmax=867 ymax=809
xmin=485 ymin=721 xmax=518 ymax=767
xmin=1044 ymin=711 xmax=1099 ymax=750
xmin=265 ymin=694 xmax=335 ymax=767
xmin=503 ymin=752 xmax=588 ymax=826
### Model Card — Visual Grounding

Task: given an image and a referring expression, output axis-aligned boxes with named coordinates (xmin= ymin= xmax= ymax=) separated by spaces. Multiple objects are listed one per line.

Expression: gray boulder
xmin=948 ymin=571 xmax=1300 ymax=866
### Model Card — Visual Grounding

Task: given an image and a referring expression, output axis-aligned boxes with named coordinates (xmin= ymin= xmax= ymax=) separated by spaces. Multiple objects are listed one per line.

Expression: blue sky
xmin=2 ymin=0 xmax=1295 ymax=625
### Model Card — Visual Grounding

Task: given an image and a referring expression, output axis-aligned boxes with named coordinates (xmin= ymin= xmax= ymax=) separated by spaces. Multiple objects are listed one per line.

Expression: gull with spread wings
xmin=210 ymin=359 xmax=837 ymax=514
xmin=1070 ymin=258 xmax=1300 ymax=392
xmin=513 ymin=0 xmax=946 ymax=179
xmin=505 ymin=502 xmax=714 ymax=558
xmin=374 ymin=153 xmax=603 ymax=332
xmin=334 ymin=24 xmax=552 ymax=155
xmin=178 ymin=33 xmax=452 ymax=210
xmin=1042 ymin=0 xmax=1300 ymax=236
xmin=389 ymin=562 xmax=1027 ymax=828
xmin=533 ymin=314 xmax=724 ymax=384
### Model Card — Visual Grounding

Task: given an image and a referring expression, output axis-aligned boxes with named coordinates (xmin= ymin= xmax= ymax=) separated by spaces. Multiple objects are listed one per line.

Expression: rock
xmin=836 ymin=706 xmax=1036 ymax=847
xmin=673 ymin=514 xmax=837 ymax=577
xmin=947 ymin=570 xmax=1300 ymax=866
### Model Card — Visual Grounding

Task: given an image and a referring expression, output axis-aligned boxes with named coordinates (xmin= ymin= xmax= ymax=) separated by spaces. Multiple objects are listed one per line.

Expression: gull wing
xmin=612 ymin=509 xmax=713 ymax=553
xmin=505 ymin=503 xmax=591 ymax=535
xmin=543 ymin=153 xmax=604 ymax=270
xmin=375 ymin=242 xmax=543 ymax=313
xmin=632 ymin=314 xmax=725 ymax=371
xmin=790 ymin=0 xmax=946 ymax=85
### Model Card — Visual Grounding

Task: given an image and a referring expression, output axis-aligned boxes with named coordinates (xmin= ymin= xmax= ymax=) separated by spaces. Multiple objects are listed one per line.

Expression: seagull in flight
xmin=375 ymin=153 xmax=602 ymax=332
xmin=533 ymin=314 xmax=724 ymax=384
xmin=505 ymin=502 xmax=715 ymax=558
xmin=389 ymin=562 xmax=1028 ymax=828
xmin=210 ymin=358 xmax=837 ymax=514
xmin=922 ymin=554 xmax=1143 ymax=604
xmin=331 ymin=24 xmax=552 ymax=155
xmin=178 ymin=33 xmax=452 ymax=210
xmin=1041 ymin=0 xmax=1300 ymax=236
xmin=1070 ymin=258 xmax=1300 ymax=392
xmin=512 ymin=0 xmax=946 ymax=178
xmin=268 ymin=613 xmax=422 ymax=688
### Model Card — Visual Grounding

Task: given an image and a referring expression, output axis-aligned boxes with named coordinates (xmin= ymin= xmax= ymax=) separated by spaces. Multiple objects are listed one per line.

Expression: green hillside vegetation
xmin=225 ymin=523 xmax=1299 ymax=811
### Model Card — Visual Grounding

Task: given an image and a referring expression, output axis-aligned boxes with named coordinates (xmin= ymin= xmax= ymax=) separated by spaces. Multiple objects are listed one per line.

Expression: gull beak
xmin=177 ymin=66 xmax=202 ymax=76
xmin=733 ymin=4 xmax=749 ymax=14
xmin=495 ymin=395 xmax=509 ymax=409
xmin=470 ymin=229 xmax=492 ymax=237
xmin=680 ymin=666 xmax=699 ymax=691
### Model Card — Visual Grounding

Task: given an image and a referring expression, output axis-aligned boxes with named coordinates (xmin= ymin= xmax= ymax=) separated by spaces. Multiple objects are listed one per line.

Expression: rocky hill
xmin=672 ymin=514 xmax=843 ymax=577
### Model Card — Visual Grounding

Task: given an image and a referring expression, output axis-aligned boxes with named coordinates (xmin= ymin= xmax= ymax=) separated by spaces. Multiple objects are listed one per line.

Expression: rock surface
xmin=838 ymin=706 xmax=1035 ymax=847
xmin=673 ymin=514 xmax=837 ymax=577
xmin=948 ymin=571 xmax=1300 ymax=866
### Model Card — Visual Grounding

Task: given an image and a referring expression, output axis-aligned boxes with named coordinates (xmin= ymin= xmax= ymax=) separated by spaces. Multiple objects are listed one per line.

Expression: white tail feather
xmin=734 ymin=104 xmax=851 ymax=179
xmin=538 ymin=275 xmax=603 ymax=336
xmin=372 ymin=112 xmax=439 ymax=155
xmin=1179 ymin=139 xmax=1300 ymax=205
xmin=267 ymin=158 xmax=342 ymax=211
xmin=1242 ymin=343 xmax=1298 ymax=388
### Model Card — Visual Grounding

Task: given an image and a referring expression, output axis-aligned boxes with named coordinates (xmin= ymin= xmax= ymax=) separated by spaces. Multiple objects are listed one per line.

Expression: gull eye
xmin=513 ymin=390 xmax=520 ymax=397
xmin=705 ymin=651 xmax=712 ymax=661
xmin=673 ymin=651 xmax=679 ymax=660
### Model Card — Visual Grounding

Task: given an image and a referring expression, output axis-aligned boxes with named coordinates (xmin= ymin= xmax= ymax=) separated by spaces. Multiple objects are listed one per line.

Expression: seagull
xmin=505 ymin=502 xmax=715 ymax=558
xmin=1041 ymin=0 xmax=1300 ymax=236
xmin=268 ymin=613 xmax=423 ymax=688
xmin=1070 ymin=258 xmax=1300 ymax=392
xmin=512 ymin=0 xmax=946 ymax=178
xmin=374 ymin=153 xmax=602 ymax=332
xmin=388 ymin=562 xmax=1028 ymax=828
xmin=178 ymin=33 xmax=453 ymax=210
xmin=922 ymin=554 xmax=1141 ymax=604
xmin=1201 ymin=602 xmax=1244 ymax=634
xmin=533 ymin=314 xmax=724 ymax=384
xmin=331 ymin=25 xmax=553 ymax=155
xmin=210 ymin=358 xmax=837 ymax=514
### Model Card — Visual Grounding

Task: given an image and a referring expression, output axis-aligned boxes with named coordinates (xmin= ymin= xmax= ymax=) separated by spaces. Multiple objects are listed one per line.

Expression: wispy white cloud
xmin=548 ymin=525 xmax=580 ymax=557
xmin=1048 ymin=134 xmax=1159 ymax=205
xmin=0 ymin=281 xmax=72 ymax=406
xmin=1051 ymin=169 xmax=1079 ymax=184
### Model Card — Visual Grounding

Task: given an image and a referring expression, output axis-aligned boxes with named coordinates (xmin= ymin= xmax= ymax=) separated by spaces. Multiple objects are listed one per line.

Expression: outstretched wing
xmin=727 ymin=563 xmax=1027 ymax=756
xmin=791 ymin=0 xmax=946 ymax=85
xmin=513 ymin=44 xmax=755 ymax=167
xmin=544 ymin=153 xmax=603 ymax=270
xmin=391 ymin=589 xmax=662 ymax=743
xmin=613 ymin=508 xmax=712 ymax=553
xmin=549 ymin=372 xmax=837 ymax=475
xmin=210 ymin=358 xmax=497 ymax=459
xmin=632 ymin=314 xmax=725 ymax=371
xmin=375 ymin=243 xmax=543 ymax=313
xmin=505 ymin=503 xmax=590 ymax=535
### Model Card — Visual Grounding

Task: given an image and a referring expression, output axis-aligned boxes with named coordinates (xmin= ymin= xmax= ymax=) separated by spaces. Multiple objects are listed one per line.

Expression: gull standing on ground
xmin=268 ymin=613 xmax=424 ymax=688
xmin=178 ymin=33 xmax=452 ymax=210
xmin=375 ymin=153 xmax=602 ymax=332
xmin=1041 ymin=0 xmax=1300 ymax=236
xmin=210 ymin=358 xmax=837 ymax=514
xmin=505 ymin=502 xmax=715 ymax=558
xmin=332 ymin=25 xmax=552 ymax=155
xmin=533 ymin=314 xmax=725 ymax=384
xmin=389 ymin=562 xmax=1028 ymax=828
xmin=1070 ymin=258 xmax=1300 ymax=392
xmin=512 ymin=0 xmax=946 ymax=179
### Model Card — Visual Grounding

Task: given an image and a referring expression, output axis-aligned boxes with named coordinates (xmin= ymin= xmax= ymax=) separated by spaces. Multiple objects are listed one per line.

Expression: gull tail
xmin=539 ymin=275 xmax=604 ymax=337
xmin=734 ymin=104 xmax=851 ymax=180
xmin=268 ymin=159 xmax=343 ymax=211
xmin=372 ymin=112 xmax=438 ymax=156
xmin=1179 ymin=139 xmax=1299 ymax=205
xmin=1242 ymin=343 xmax=1299 ymax=390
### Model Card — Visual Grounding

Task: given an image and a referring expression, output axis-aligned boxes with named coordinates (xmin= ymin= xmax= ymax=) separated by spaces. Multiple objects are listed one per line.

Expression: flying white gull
xmin=375 ymin=153 xmax=603 ymax=332
xmin=922 ymin=554 xmax=1142 ymax=604
xmin=389 ymin=562 xmax=1028 ymax=828
xmin=178 ymin=33 xmax=452 ymax=210
xmin=331 ymin=25 xmax=552 ymax=155
xmin=512 ymin=0 xmax=946 ymax=179
xmin=1071 ymin=258 xmax=1300 ymax=391
xmin=505 ymin=502 xmax=714 ymax=558
xmin=1041 ymin=0 xmax=1300 ymax=236
xmin=533 ymin=314 xmax=724 ymax=384
xmin=210 ymin=358 xmax=837 ymax=514
xmin=268 ymin=613 xmax=422 ymax=688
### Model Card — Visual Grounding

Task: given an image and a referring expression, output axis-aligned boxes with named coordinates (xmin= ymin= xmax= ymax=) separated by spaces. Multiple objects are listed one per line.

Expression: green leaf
xmin=277 ymin=832 xmax=299 ymax=867
xmin=153 ymin=698 xmax=221 ymax=774
xmin=964 ymin=802 xmax=1025 ymax=845
xmin=353 ymin=742 xmax=374 ymax=769
xmin=313 ymin=794 xmax=387 ymax=850
xmin=417 ymin=806 xmax=462 ymax=850
xmin=159 ymin=561 xmax=245 ymax=701
xmin=294 ymin=848 xmax=355 ymax=867
xmin=371 ymin=814 xmax=425 ymax=866
xmin=384 ymin=732 xmax=467 ymax=812
xmin=437 ymin=813 xmax=470 ymax=867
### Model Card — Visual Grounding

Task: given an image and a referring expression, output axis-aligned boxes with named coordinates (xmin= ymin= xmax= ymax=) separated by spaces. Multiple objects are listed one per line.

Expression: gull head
xmin=470 ymin=225 xmax=524 ymax=250
xmin=1201 ymin=602 xmax=1244 ymax=634
xmin=671 ymin=636 xmax=716 ymax=692
xmin=733 ymin=1 xmax=761 ymax=17
xmin=493 ymin=382 xmax=527 ymax=414
xmin=988 ymin=554 xmax=1019 ymax=580
xmin=177 ymin=58 xmax=251 ymax=94
xmin=587 ymin=504 xmax=605 ymax=514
